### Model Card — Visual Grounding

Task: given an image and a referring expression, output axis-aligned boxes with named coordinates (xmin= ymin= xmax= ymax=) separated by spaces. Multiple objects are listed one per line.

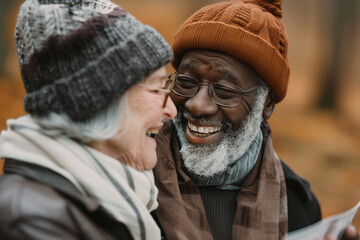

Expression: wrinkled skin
xmin=170 ymin=49 xmax=275 ymax=145
xmin=171 ymin=49 xmax=359 ymax=239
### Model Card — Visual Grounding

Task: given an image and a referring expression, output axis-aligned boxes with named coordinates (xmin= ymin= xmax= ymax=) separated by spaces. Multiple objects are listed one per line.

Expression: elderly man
xmin=152 ymin=1 xmax=359 ymax=240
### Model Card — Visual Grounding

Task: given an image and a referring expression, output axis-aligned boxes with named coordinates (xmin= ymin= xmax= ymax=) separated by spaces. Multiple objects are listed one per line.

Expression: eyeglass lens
xmin=170 ymin=74 xmax=256 ymax=107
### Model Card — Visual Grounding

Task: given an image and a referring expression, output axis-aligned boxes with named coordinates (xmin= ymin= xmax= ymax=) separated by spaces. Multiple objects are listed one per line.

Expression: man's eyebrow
xmin=178 ymin=61 xmax=197 ymax=70
xmin=216 ymin=68 xmax=238 ymax=84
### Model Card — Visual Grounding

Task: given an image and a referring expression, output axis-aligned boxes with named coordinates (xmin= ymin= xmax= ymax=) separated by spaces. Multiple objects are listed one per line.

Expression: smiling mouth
xmin=146 ymin=129 xmax=159 ymax=138
xmin=187 ymin=121 xmax=222 ymax=137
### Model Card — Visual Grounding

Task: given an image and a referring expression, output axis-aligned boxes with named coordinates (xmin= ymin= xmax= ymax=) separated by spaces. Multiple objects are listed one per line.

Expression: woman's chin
xmin=138 ymin=137 xmax=157 ymax=170
xmin=140 ymin=153 xmax=157 ymax=170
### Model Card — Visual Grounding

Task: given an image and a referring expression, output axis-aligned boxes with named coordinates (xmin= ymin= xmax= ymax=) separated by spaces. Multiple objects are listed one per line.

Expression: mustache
xmin=178 ymin=107 xmax=232 ymax=128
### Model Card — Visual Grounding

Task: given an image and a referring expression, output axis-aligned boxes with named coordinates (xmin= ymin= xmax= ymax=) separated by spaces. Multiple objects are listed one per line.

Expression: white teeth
xmin=147 ymin=129 xmax=159 ymax=135
xmin=187 ymin=122 xmax=221 ymax=134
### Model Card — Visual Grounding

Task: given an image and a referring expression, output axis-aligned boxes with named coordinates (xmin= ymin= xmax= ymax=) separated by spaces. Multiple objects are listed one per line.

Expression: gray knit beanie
xmin=15 ymin=0 xmax=173 ymax=121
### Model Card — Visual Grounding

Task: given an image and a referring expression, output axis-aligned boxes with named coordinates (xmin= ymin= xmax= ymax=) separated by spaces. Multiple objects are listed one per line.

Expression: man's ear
xmin=263 ymin=92 xmax=276 ymax=120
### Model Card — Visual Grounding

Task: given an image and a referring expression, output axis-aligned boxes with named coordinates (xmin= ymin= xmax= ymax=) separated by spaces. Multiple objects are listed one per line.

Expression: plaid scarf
xmin=153 ymin=121 xmax=288 ymax=240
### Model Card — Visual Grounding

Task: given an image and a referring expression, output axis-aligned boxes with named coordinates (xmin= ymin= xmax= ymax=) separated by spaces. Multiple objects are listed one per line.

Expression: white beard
xmin=173 ymin=82 xmax=269 ymax=178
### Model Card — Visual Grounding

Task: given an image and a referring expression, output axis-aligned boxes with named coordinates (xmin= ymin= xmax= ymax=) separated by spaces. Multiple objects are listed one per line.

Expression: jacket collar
xmin=154 ymin=120 xmax=289 ymax=240
xmin=281 ymin=161 xmax=314 ymax=202
xmin=262 ymin=120 xmax=315 ymax=203
xmin=3 ymin=158 xmax=100 ymax=211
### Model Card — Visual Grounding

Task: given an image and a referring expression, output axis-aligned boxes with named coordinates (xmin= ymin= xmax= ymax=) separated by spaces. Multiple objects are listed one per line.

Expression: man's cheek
xmin=223 ymin=108 xmax=248 ymax=128
xmin=169 ymin=93 xmax=187 ymax=107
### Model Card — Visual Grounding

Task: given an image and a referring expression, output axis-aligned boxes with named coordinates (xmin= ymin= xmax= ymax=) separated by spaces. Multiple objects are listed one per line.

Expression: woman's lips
xmin=146 ymin=124 xmax=164 ymax=138
xmin=186 ymin=121 xmax=223 ymax=144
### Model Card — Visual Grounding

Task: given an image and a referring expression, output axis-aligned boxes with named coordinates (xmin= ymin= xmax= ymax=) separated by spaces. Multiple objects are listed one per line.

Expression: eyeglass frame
xmin=167 ymin=71 xmax=258 ymax=108
xmin=138 ymin=77 xmax=175 ymax=108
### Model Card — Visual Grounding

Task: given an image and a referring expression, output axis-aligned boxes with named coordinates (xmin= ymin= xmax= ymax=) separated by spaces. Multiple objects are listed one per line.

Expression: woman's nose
xmin=184 ymin=85 xmax=218 ymax=117
xmin=163 ymin=96 xmax=177 ymax=119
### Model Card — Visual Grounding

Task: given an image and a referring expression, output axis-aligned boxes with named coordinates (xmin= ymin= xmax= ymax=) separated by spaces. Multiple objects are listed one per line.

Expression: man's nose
xmin=184 ymin=85 xmax=218 ymax=117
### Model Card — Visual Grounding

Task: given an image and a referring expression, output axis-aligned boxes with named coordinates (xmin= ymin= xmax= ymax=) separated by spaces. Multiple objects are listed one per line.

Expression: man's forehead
xmin=180 ymin=49 xmax=255 ymax=71
xmin=181 ymin=49 xmax=237 ymax=63
xmin=179 ymin=49 xmax=258 ymax=85
xmin=178 ymin=60 xmax=238 ymax=85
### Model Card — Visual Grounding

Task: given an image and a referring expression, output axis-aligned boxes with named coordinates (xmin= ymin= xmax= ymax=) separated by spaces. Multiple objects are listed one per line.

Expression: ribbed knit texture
xmin=171 ymin=0 xmax=289 ymax=102
xmin=198 ymin=186 xmax=238 ymax=240
xmin=15 ymin=0 xmax=173 ymax=121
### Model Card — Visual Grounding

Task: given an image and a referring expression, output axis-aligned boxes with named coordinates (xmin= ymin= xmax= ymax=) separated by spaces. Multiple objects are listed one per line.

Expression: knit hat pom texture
xmin=15 ymin=0 xmax=173 ymax=121
xmin=172 ymin=0 xmax=289 ymax=102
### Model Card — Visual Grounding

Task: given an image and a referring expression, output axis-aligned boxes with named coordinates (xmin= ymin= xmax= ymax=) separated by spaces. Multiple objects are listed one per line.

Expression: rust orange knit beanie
xmin=172 ymin=0 xmax=289 ymax=102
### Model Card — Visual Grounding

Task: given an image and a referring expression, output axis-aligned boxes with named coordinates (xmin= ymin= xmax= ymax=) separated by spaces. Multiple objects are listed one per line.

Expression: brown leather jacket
xmin=0 ymin=159 xmax=133 ymax=240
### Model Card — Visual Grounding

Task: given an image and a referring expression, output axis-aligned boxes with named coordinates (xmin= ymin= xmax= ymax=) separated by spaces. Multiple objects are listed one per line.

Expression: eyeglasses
xmin=139 ymin=77 xmax=175 ymax=108
xmin=168 ymin=72 xmax=258 ymax=108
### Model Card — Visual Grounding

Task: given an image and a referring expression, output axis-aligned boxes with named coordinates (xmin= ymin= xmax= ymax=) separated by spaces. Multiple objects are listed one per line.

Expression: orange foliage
xmin=0 ymin=0 xmax=359 ymax=230
xmin=0 ymin=159 xmax=3 ymax=174
xmin=0 ymin=78 xmax=26 ymax=131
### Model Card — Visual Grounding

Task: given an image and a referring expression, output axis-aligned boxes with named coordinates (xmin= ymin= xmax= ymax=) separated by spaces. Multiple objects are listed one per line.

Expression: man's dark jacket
xmin=281 ymin=162 xmax=321 ymax=231
xmin=152 ymin=121 xmax=322 ymax=239
xmin=153 ymin=163 xmax=321 ymax=238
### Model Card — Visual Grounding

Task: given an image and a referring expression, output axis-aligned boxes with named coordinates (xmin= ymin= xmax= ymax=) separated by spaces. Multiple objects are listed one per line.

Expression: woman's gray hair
xmin=34 ymin=93 xmax=131 ymax=143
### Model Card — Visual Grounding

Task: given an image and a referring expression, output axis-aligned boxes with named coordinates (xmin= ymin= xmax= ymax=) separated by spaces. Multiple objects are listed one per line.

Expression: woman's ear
xmin=263 ymin=92 xmax=276 ymax=120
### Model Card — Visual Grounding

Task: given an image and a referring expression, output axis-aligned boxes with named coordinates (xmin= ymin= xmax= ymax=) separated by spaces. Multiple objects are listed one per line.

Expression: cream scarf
xmin=0 ymin=115 xmax=160 ymax=240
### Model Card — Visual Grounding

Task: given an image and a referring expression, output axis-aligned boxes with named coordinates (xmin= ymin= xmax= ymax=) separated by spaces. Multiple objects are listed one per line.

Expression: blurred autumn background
xmin=0 ymin=0 xmax=359 ymax=230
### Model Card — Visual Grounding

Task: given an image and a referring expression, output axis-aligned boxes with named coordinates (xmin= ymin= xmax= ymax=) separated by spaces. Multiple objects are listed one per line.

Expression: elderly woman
xmin=0 ymin=0 xmax=176 ymax=239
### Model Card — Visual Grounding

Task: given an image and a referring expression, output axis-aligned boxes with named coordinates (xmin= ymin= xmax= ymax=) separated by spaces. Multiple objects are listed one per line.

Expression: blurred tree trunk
xmin=0 ymin=159 xmax=4 ymax=174
xmin=317 ymin=0 xmax=359 ymax=110
xmin=0 ymin=0 xmax=15 ymax=76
